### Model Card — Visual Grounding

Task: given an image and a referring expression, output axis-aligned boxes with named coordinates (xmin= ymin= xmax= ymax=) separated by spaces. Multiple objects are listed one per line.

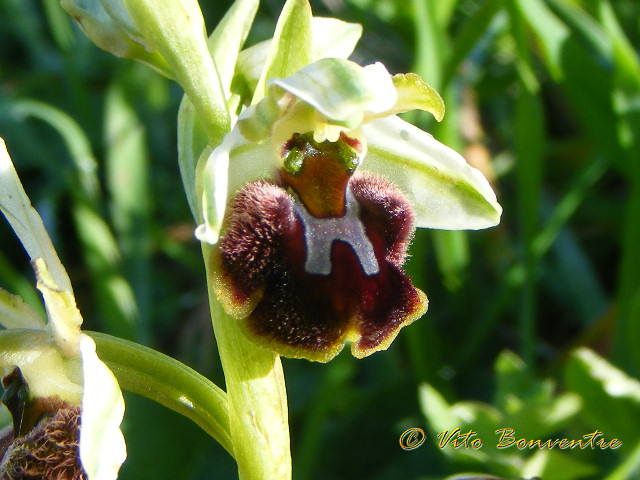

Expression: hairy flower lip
xmin=212 ymin=173 xmax=428 ymax=362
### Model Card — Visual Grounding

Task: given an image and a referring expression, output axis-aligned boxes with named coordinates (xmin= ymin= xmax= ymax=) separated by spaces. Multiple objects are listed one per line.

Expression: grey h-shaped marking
xmin=293 ymin=189 xmax=380 ymax=276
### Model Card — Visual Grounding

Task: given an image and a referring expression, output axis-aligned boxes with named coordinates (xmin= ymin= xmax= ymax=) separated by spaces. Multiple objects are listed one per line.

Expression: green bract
xmin=0 ymin=138 xmax=126 ymax=480
xmin=196 ymin=56 xmax=502 ymax=245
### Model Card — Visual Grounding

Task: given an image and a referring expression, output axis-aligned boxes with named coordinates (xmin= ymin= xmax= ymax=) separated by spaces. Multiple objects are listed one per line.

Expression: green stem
xmin=202 ymin=244 xmax=291 ymax=480
xmin=88 ymin=331 xmax=232 ymax=455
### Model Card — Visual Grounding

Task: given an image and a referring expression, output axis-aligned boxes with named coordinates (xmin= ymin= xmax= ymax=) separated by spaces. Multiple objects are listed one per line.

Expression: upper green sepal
xmin=61 ymin=0 xmax=172 ymax=76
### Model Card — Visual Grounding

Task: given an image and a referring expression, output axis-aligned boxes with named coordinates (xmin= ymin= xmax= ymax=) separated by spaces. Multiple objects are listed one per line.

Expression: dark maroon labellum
xmin=212 ymin=172 xmax=427 ymax=362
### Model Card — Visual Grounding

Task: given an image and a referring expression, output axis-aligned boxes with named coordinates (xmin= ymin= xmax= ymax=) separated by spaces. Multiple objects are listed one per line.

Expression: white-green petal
xmin=270 ymin=58 xmax=396 ymax=126
xmin=79 ymin=334 xmax=127 ymax=480
xmin=361 ymin=116 xmax=502 ymax=230
xmin=34 ymin=258 xmax=83 ymax=358
xmin=0 ymin=329 xmax=83 ymax=404
xmin=0 ymin=288 xmax=46 ymax=330
xmin=196 ymin=122 xmax=275 ymax=245
xmin=311 ymin=17 xmax=362 ymax=61
xmin=0 ymin=138 xmax=73 ymax=294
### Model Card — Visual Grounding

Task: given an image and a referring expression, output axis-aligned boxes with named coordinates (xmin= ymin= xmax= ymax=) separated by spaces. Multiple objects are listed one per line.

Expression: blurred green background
xmin=1 ymin=0 xmax=640 ymax=479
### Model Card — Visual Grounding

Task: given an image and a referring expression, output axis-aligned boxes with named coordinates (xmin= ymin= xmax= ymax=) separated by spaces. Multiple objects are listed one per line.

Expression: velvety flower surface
xmin=212 ymin=169 xmax=426 ymax=362
xmin=198 ymin=58 xmax=502 ymax=362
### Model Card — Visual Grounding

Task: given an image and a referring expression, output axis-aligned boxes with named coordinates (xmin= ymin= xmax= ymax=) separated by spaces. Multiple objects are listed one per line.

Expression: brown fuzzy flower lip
xmin=0 ymin=404 xmax=86 ymax=480
xmin=212 ymin=171 xmax=427 ymax=362
xmin=1 ymin=367 xmax=85 ymax=480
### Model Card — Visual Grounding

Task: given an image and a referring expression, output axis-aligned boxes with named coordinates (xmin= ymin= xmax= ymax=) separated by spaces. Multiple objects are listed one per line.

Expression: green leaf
xmin=10 ymin=100 xmax=100 ymax=200
xmin=603 ymin=437 xmax=640 ymax=480
xmin=418 ymin=383 xmax=458 ymax=432
xmin=419 ymin=384 xmax=498 ymax=466
xmin=7 ymin=103 xmax=139 ymax=340
xmin=521 ymin=449 xmax=597 ymax=480
xmin=597 ymin=1 xmax=640 ymax=375
xmin=252 ymin=0 xmax=313 ymax=104
xmin=443 ymin=0 xmax=505 ymax=87
xmin=361 ymin=116 xmax=502 ymax=230
xmin=514 ymin=0 xmax=626 ymax=171
xmin=565 ymin=348 xmax=640 ymax=443
xmin=104 ymin=79 xmax=152 ymax=341
xmin=71 ymin=200 xmax=138 ymax=340
xmin=494 ymin=351 xmax=549 ymax=411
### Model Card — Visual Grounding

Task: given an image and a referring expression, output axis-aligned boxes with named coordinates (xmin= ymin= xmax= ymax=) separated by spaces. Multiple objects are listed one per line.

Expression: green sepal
xmin=251 ymin=0 xmax=313 ymax=104
xmin=361 ymin=116 xmax=502 ymax=230
xmin=122 ymin=0 xmax=229 ymax=146
xmin=177 ymin=0 xmax=259 ymax=222
xmin=60 ymin=0 xmax=172 ymax=77
xmin=233 ymin=17 xmax=362 ymax=100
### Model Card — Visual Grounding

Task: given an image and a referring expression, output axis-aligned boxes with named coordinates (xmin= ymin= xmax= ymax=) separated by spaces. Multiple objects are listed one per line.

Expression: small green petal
xmin=196 ymin=122 xmax=275 ymax=245
xmin=271 ymin=58 xmax=396 ymax=125
xmin=388 ymin=73 xmax=445 ymax=121
xmin=361 ymin=116 xmax=502 ymax=230
xmin=79 ymin=334 xmax=126 ymax=480
xmin=34 ymin=258 xmax=83 ymax=359
xmin=0 ymin=329 xmax=83 ymax=404
xmin=0 ymin=288 xmax=46 ymax=330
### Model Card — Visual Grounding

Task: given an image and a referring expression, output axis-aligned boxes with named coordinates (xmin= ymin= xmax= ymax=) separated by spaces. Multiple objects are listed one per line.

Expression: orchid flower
xmin=0 ymin=138 xmax=126 ymax=480
xmin=195 ymin=57 xmax=502 ymax=362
